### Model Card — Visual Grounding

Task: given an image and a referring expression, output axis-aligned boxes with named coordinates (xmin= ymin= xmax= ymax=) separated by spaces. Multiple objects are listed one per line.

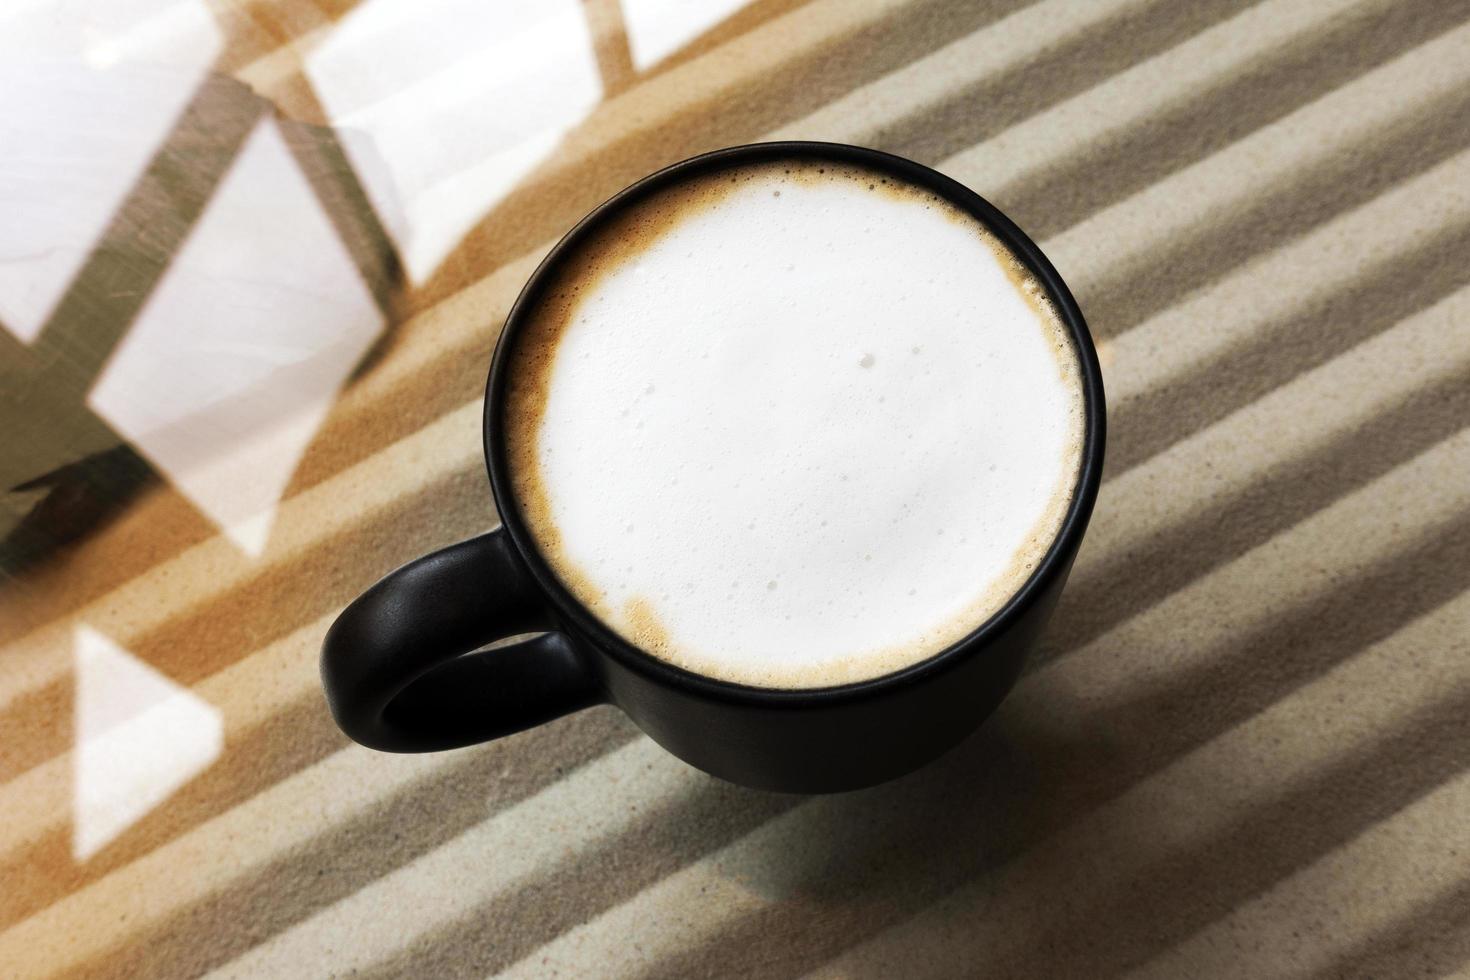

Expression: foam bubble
xmin=505 ymin=158 xmax=1085 ymax=689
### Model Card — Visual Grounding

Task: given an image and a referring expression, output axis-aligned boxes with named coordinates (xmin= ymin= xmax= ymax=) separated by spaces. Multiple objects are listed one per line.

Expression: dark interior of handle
xmin=321 ymin=529 xmax=604 ymax=752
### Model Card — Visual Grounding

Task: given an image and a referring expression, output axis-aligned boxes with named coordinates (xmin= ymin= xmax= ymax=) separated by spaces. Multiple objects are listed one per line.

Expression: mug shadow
xmin=710 ymin=688 xmax=1108 ymax=956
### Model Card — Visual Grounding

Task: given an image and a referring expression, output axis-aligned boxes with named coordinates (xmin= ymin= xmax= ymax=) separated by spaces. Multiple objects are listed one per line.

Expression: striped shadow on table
xmin=2 ymin=0 xmax=1468 ymax=977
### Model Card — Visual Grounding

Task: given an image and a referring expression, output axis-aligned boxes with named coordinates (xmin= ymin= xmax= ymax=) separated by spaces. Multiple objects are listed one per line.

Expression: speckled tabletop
xmin=2 ymin=0 xmax=1469 ymax=977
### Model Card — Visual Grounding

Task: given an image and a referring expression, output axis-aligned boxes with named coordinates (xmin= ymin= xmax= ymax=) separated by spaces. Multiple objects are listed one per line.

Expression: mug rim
xmin=483 ymin=140 xmax=1106 ymax=706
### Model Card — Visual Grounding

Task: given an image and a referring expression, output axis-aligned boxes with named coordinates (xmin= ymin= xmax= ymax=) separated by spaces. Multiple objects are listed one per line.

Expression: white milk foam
xmin=507 ymin=161 xmax=1084 ymax=689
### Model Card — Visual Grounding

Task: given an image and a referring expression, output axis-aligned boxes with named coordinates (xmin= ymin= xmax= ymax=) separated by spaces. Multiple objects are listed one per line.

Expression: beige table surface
xmin=2 ymin=0 xmax=1469 ymax=976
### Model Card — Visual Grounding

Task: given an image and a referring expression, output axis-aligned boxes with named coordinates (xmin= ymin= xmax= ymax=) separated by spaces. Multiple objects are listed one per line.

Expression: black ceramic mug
xmin=321 ymin=141 xmax=1105 ymax=793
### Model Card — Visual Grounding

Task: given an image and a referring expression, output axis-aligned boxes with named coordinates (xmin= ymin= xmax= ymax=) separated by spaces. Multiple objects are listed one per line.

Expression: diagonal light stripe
xmin=1052 ymin=437 xmax=1470 ymax=720
xmin=1125 ymin=772 xmax=1470 ymax=978
xmin=769 ymin=0 xmax=1171 ymax=143
xmin=1067 ymin=167 xmax=1470 ymax=598
xmin=1036 ymin=19 xmax=1470 ymax=304
xmin=202 ymin=739 xmax=696 ymax=979
xmin=936 ymin=0 xmax=1400 ymax=198
xmin=1102 ymin=150 xmax=1470 ymax=411
xmin=0 ymin=729 xmax=507 ymax=974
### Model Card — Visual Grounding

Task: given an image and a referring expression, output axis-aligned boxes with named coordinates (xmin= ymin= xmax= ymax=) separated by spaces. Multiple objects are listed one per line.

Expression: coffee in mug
xmin=504 ymin=160 xmax=1083 ymax=689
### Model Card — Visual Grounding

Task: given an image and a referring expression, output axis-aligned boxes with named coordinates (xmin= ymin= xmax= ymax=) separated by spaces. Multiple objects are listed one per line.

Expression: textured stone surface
xmin=2 ymin=0 xmax=1468 ymax=976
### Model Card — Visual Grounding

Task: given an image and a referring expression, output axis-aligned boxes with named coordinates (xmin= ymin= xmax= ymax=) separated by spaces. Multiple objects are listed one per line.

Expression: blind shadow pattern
xmin=1 ymin=0 xmax=1468 ymax=977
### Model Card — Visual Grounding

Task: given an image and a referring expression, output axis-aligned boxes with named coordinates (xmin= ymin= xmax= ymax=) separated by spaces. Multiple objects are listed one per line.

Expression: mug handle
xmin=321 ymin=528 xmax=603 ymax=752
